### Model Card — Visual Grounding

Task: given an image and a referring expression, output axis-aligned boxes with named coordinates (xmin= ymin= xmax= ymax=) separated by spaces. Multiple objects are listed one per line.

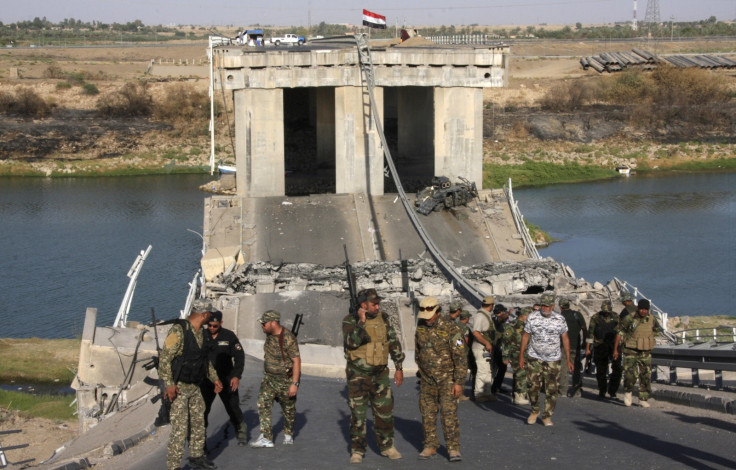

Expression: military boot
xmin=527 ymin=411 xmax=539 ymax=425
xmin=513 ymin=392 xmax=530 ymax=405
xmin=624 ymin=392 xmax=632 ymax=406
xmin=236 ymin=422 xmax=247 ymax=445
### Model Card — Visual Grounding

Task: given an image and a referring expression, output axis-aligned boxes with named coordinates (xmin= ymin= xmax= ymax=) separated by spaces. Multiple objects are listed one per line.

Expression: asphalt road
xmin=99 ymin=358 xmax=736 ymax=470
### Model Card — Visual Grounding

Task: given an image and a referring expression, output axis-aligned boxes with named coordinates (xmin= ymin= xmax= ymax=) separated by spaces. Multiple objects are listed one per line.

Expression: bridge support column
xmin=234 ymin=88 xmax=285 ymax=197
xmin=335 ymin=86 xmax=384 ymax=195
xmin=433 ymin=87 xmax=483 ymax=189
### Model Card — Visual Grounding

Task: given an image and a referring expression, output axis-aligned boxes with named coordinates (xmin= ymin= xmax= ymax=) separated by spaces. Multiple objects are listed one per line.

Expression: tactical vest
xmin=347 ymin=314 xmax=389 ymax=366
xmin=593 ymin=313 xmax=618 ymax=345
xmin=171 ymin=320 xmax=208 ymax=384
xmin=625 ymin=316 xmax=656 ymax=351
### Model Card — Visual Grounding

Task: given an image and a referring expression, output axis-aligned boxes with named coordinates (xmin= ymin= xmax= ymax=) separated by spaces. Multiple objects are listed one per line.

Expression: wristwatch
xmin=292 ymin=381 xmax=300 ymax=387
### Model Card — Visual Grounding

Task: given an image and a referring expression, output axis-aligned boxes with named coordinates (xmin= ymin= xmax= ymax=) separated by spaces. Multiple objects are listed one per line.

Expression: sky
xmin=3 ymin=0 xmax=735 ymax=27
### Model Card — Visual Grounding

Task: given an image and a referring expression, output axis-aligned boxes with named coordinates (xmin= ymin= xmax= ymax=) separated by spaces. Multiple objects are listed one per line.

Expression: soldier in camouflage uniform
xmin=449 ymin=301 xmax=474 ymax=401
xmin=619 ymin=292 xmax=637 ymax=320
xmin=519 ymin=294 xmax=573 ymax=426
xmin=343 ymin=288 xmax=404 ymax=464
xmin=502 ymin=307 xmax=531 ymax=405
xmin=585 ymin=300 xmax=622 ymax=399
xmin=250 ymin=310 xmax=301 ymax=448
xmin=415 ymin=297 xmax=467 ymax=462
xmin=160 ymin=299 xmax=223 ymax=470
xmin=614 ymin=299 xmax=662 ymax=408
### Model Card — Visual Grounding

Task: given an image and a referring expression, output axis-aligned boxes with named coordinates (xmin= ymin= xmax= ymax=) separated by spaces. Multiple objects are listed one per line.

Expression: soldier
xmin=470 ymin=296 xmax=496 ymax=402
xmin=160 ymin=299 xmax=223 ymax=470
xmin=585 ymin=300 xmax=622 ymax=399
xmin=415 ymin=297 xmax=467 ymax=462
xmin=449 ymin=301 xmax=474 ymax=402
xmin=519 ymin=294 xmax=573 ymax=426
xmin=614 ymin=299 xmax=663 ymax=408
xmin=250 ymin=310 xmax=301 ymax=447
xmin=558 ymin=298 xmax=588 ymax=398
xmin=490 ymin=304 xmax=510 ymax=395
xmin=201 ymin=310 xmax=247 ymax=445
xmin=502 ymin=307 xmax=532 ymax=405
xmin=343 ymin=288 xmax=404 ymax=464
xmin=619 ymin=293 xmax=637 ymax=320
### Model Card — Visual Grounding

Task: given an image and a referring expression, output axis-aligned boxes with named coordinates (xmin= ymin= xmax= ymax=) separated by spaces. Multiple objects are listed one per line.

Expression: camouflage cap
xmin=458 ymin=310 xmax=471 ymax=320
xmin=621 ymin=292 xmax=634 ymax=302
xmin=192 ymin=299 xmax=215 ymax=313
xmin=449 ymin=301 xmax=464 ymax=312
xmin=481 ymin=295 xmax=495 ymax=306
xmin=258 ymin=310 xmax=281 ymax=324
xmin=418 ymin=296 xmax=440 ymax=320
xmin=601 ymin=300 xmax=612 ymax=312
xmin=520 ymin=307 xmax=533 ymax=316
xmin=357 ymin=288 xmax=383 ymax=304
xmin=540 ymin=293 xmax=555 ymax=307
xmin=559 ymin=298 xmax=571 ymax=308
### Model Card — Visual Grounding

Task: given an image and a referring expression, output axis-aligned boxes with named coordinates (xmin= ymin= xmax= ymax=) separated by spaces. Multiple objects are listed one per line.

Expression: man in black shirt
xmin=202 ymin=310 xmax=247 ymax=445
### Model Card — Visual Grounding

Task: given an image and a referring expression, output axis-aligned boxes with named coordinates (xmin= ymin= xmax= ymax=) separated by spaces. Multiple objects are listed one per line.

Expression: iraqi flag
xmin=362 ymin=9 xmax=387 ymax=29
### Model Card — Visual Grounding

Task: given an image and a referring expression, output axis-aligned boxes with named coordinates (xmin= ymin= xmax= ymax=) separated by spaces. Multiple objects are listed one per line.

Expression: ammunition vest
xmin=593 ymin=313 xmax=617 ymax=345
xmin=171 ymin=320 xmax=208 ymax=384
xmin=347 ymin=314 xmax=389 ymax=366
xmin=625 ymin=316 xmax=656 ymax=351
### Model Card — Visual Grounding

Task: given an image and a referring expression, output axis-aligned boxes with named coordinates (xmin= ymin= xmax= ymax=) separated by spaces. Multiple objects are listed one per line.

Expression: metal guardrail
xmin=503 ymin=178 xmax=540 ymax=260
xmin=652 ymin=342 xmax=736 ymax=389
xmin=0 ymin=430 xmax=31 ymax=468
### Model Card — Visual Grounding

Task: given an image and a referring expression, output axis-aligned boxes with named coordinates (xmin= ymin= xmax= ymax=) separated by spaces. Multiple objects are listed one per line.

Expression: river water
xmin=514 ymin=171 xmax=735 ymax=318
xmin=1 ymin=172 xmax=733 ymax=338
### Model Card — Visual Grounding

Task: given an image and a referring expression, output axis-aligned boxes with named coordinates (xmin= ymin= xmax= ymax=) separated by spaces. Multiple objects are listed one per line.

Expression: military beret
xmin=209 ymin=310 xmax=223 ymax=323
xmin=638 ymin=299 xmax=651 ymax=310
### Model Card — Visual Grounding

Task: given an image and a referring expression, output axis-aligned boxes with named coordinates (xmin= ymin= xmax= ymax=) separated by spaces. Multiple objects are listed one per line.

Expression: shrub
xmin=96 ymin=82 xmax=153 ymax=117
xmin=0 ymin=87 xmax=52 ymax=117
xmin=154 ymin=83 xmax=210 ymax=121
xmin=56 ymin=81 xmax=72 ymax=90
xmin=43 ymin=65 xmax=65 ymax=79
xmin=539 ymin=79 xmax=594 ymax=112
xmin=66 ymin=71 xmax=86 ymax=86
xmin=82 ymin=83 xmax=99 ymax=95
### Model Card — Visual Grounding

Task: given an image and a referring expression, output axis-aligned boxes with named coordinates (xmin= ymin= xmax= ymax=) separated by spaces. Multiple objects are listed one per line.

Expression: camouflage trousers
xmin=593 ymin=344 xmax=623 ymax=396
xmin=167 ymin=382 xmax=205 ymax=470
xmin=525 ymin=357 xmax=561 ymax=419
xmin=419 ymin=380 xmax=460 ymax=452
xmin=346 ymin=365 xmax=394 ymax=455
xmin=509 ymin=358 xmax=528 ymax=395
xmin=623 ymin=348 xmax=652 ymax=401
xmin=256 ymin=372 xmax=296 ymax=441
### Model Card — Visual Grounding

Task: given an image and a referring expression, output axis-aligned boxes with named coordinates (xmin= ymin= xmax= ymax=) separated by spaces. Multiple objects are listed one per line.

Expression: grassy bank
xmin=0 ymin=391 xmax=76 ymax=421
xmin=0 ymin=338 xmax=79 ymax=384
xmin=0 ymin=160 xmax=210 ymax=177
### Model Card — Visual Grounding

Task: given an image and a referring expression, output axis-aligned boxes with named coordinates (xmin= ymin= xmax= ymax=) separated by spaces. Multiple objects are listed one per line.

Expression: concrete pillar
xmin=334 ymin=86 xmax=384 ymax=195
xmin=433 ymin=87 xmax=483 ymax=189
xmin=316 ymin=87 xmax=335 ymax=168
xmin=398 ymin=87 xmax=433 ymax=161
xmin=234 ymin=89 xmax=285 ymax=197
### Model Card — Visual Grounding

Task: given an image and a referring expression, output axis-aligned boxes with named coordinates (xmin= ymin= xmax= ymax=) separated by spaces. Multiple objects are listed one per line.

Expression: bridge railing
xmin=652 ymin=342 xmax=736 ymax=390
xmin=503 ymin=178 xmax=540 ymax=260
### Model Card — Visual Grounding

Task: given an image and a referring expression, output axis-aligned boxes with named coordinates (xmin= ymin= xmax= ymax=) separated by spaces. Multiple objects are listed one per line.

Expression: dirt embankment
xmin=2 ymin=40 xmax=736 ymax=176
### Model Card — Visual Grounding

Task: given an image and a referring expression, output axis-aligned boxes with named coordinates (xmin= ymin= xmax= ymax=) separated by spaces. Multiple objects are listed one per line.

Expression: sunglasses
xmin=208 ymin=323 xmax=221 ymax=328
xmin=418 ymin=305 xmax=438 ymax=312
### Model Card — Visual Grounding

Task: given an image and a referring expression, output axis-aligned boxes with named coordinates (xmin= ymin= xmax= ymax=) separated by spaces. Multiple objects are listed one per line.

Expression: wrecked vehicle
xmin=415 ymin=176 xmax=478 ymax=215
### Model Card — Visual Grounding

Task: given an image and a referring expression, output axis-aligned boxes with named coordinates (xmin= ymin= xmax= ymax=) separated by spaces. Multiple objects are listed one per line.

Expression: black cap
xmin=638 ymin=299 xmax=651 ymax=310
xmin=209 ymin=310 xmax=223 ymax=323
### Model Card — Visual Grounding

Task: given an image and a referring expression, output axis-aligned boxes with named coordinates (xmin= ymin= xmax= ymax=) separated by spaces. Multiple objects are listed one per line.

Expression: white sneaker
xmin=249 ymin=434 xmax=274 ymax=448
xmin=282 ymin=434 xmax=294 ymax=445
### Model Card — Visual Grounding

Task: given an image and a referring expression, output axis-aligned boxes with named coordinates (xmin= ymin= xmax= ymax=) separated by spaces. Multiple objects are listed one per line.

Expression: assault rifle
xmin=148 ymin=307 xmax=171 ymax=426
xmin=291 ymin=313 xmax=304 ymax=337
xmin=583 ymin=350 xmax=593 ymax=375
xmin=344 ymin=244 xmax=359 ymax=318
